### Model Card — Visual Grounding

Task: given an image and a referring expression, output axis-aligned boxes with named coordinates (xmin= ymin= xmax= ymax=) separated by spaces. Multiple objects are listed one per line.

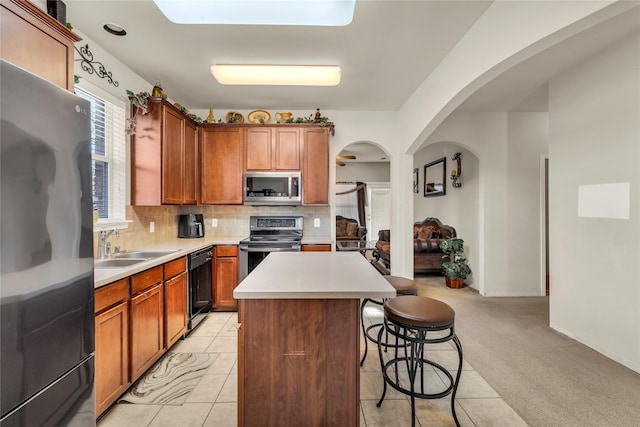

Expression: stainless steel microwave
xmin=243 ymin=171 xmax=302 ymax=205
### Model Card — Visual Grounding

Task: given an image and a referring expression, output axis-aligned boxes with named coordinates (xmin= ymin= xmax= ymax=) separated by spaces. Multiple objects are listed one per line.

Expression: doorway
xmin=367 ymin=183 xmax=391 ymax=244
xmin=540 ymin=155 xmax=549 ymax=296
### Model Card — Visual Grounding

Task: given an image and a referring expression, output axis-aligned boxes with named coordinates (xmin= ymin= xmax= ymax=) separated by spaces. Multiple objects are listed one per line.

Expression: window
xmin=75 ymin=86 xmax=126 ymax=225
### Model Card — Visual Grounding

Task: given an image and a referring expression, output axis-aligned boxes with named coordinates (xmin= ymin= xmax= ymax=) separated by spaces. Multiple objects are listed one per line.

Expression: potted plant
xmin=439 ymin=237 xmax=471 ymax=289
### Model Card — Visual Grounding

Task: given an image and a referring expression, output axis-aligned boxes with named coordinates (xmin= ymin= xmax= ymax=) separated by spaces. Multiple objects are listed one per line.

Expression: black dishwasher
xmin=187 ymin=246 xmax=213 ymax=330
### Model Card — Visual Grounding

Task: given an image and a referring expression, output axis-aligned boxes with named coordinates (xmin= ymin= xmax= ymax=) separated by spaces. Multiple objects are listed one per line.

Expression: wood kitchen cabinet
xmin=1 ymin=0 xmax=80 ymax=91
xmin=164 ymin=257 xmax=188 ymax=348
xmin=213 ymin=245 xmax=239 ymax=311
xmin=130 ymin=266 xmax=165 ymax=380
xmin=94 ymin=278 xmax=130 ymax=417
xmin=200 ymin=126 xmax=244 ymax=204
xmin=245 ymin=127 xmax=301 ymax=171
xmin=131 ymin=98 xmax=198 ymax=206
xmin=302 ymin=127 xmax=330 ymax=205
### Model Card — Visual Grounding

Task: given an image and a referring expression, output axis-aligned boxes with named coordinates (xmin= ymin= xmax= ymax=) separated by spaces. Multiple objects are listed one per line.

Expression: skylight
xmin=153 ymin=0 xmax=356 ymax=26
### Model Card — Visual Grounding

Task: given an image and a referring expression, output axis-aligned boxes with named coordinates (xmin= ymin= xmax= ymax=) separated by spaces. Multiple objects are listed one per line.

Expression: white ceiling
xmin=67 ymin=0 xmax=491 ymax=111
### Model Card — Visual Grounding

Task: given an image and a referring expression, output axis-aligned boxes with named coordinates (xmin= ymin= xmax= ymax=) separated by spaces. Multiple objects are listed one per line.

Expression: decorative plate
xmin=226 ymin=111 xmax=244 ymax=123
xmin=247 ymin=109 xmax=271 ymax=124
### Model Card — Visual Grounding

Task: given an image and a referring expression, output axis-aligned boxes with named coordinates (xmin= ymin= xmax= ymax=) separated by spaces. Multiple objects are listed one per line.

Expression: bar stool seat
xmin=360 ymin=276 xmax=418 ymax=366
xmin=377 ymin=295 xmax=463 ymax=427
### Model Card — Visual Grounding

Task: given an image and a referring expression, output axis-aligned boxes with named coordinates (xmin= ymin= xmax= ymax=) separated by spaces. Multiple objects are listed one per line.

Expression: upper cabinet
xmin=302 ymin=127 xmax=329 ymax=205
xmin=1 ymin=0 xmax=80 ymax=91
xmin=245 ymin=127 xmax=301 ymax=171
xmin=200 ymin=126 xmax=244 ymax=205
xmin=130 ymin=98 xmax=198 ymax=206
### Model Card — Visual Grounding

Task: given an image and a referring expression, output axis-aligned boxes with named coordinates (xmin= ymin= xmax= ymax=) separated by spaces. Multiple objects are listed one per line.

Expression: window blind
xmin=75 ymin=87 xmax=126 ymax=222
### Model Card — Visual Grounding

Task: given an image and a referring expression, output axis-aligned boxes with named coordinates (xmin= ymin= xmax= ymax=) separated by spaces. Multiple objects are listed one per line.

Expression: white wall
xmin=419 ymin=112 xmax=549 ymax=296
xmin=413 ymin=143 xmax=479 ymax=289
xmin=336 ymin=162 xmax=390 ymax=183
xmin=548 ymin=31 xmax=640 ymax=372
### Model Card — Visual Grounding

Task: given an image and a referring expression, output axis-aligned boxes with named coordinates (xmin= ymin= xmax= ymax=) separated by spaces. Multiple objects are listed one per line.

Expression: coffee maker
xmin=178 ymin=214 xmax=205 ymax=238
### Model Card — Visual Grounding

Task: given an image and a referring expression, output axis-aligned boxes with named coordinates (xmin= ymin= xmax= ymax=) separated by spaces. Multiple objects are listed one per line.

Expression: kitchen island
xmin=233 ymin=252 xmax=395 ymax=427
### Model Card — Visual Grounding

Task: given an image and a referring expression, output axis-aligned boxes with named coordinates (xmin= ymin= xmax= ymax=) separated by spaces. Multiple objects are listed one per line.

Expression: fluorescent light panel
xmin=211 ymin=65 xmax=341 ymax=86
xmin=153 ymin=0 xmax=355 ymax=26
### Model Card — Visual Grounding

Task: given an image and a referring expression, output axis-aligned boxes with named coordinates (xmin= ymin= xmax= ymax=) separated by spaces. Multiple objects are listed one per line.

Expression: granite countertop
xmin=93 ymin=235 xmax=245 ymax=288
xmin=233 ymin=252 xmax=395 ymax=299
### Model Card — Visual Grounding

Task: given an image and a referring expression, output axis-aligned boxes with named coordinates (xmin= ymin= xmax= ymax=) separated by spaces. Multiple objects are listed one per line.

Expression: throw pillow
xmin=431 ymin=229 xmax=441 ymax=238
xmin=336 ymin=220 xmax=347 ymax=236
xmin=417 ymin=226 xmax=435 ymax=240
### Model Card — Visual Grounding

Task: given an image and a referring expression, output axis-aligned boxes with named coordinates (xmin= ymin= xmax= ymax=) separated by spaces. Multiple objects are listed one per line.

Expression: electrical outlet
xmin=211 ymin=218 xmax=218 ymax=227
xmin=314 ymin=218 xmax=320 ymax=228
xmin=149 ymin=221 xmax=155 ymax=233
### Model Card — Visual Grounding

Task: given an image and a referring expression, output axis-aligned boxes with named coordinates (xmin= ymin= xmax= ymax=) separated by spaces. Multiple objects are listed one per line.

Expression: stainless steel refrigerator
xmin=0 ymin=60 xmax=95 ymax=426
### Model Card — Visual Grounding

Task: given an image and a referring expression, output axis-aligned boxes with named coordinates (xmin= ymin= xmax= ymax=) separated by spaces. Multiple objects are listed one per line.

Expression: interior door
xmin=367 ymin=183 xmax=391 ymax=243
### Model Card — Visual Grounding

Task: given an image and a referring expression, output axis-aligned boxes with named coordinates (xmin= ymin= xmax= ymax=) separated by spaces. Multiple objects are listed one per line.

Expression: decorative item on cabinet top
xmin=226 ymin=111 xmax=244 ymax=123
xmin=247 ymin=109 xmax=271 ymax=124
xmin=275 ymin=112 xmax=292 ymax=123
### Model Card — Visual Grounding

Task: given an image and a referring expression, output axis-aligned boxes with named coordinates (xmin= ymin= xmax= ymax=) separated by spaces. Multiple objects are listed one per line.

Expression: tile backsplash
xmin=94 ymin=205 xmax=331 ymax=255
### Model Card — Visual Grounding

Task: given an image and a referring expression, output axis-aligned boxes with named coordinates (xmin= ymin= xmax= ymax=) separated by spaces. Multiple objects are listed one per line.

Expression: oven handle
xmin=288 ymin=176 xmax=292 ymax=199
xmin=239 ymin=246 xmax=301 ymax=252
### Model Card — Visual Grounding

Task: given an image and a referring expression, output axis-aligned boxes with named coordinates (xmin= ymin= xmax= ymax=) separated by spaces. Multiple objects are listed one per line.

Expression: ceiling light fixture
xmin=153 ymin=0 xmax=355 ymax=26
xmin=102 ymin=23 xmax=127 ymax=36
xmin=211 ymin=65 xmax=342 ymax=86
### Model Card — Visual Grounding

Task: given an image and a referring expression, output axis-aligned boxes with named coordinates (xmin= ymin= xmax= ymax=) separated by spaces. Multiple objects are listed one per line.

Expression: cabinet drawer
xmin=164 ymin=256 xmax=186 ymax=279
xmin=216 ymin=245 xmax=238 ymax=257
xmin=302 ymin=244 xmax=331 ymax=252
xmin=95 ymin=278 xmax=129 ymax=313
xmin=131 ymin=265 xmax=164 ymax=295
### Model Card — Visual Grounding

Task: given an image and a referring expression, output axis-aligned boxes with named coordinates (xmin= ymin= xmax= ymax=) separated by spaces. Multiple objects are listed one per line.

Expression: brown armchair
xmin=336 ymin=215 xmax=367 ymax=242
xmin=374 ymin=217 xmax=456 ymax=273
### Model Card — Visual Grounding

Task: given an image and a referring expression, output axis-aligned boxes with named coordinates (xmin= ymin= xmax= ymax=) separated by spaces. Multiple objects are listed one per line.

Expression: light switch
xmin=150 ymin=221 xmax=155 ymax=233
xmin=314 ymin=218 xmax=320 ymax=227
xmin=212 ymin=218 xmax=218 ymax=227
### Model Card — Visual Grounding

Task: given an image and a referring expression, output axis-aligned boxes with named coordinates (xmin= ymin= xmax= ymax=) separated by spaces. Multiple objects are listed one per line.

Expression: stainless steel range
xmin=238 ymin=216 xmax=303 ymax=282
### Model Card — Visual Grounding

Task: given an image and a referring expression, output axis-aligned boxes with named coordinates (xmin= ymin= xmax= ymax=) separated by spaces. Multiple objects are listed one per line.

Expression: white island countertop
xmin=234 ymin=252 xmax=396 ymax=299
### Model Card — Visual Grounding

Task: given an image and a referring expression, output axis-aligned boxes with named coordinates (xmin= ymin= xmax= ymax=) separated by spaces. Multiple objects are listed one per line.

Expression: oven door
xmin=238 ymin=243 xmax=301 ymax=283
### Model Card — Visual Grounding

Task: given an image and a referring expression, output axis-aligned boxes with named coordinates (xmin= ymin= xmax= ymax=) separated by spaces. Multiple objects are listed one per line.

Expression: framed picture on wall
xmin=413 ymin=168 xmax=419 ymax=193
xmin=424 ymin=157 xmax=446 ymax=197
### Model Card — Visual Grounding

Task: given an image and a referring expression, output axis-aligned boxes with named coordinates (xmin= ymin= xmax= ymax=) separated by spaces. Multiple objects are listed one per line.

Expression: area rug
xmin=119 ymin=352 xmax=212 ymax=405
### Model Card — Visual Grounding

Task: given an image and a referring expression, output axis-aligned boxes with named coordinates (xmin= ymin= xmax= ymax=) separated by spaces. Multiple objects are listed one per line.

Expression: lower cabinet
xmin=213 ymin=245 xmax=239 ymax=311
xmin=165 ymin=271 xmax=188 ymax=348
xmin=95 ymin=278 xmax=130 ymax=417
xmin=130 ymin=282 xmax=165 ymax=380
xmin=302 ymin=244 xmax=332 ymax=252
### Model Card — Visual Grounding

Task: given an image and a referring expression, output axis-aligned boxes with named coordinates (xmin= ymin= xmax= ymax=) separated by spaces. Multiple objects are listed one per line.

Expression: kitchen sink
xmin=114 ymin=249 xmax=180 ymax=259
xmin=95 ymin=258 xmax=148 ymax=268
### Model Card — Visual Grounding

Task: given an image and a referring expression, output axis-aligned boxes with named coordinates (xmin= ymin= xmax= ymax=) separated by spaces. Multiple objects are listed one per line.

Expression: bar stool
xmin=376 ymin=295 xmax=463 ymax=427
xmin=360 ymin=276 xmax=418 ymax=366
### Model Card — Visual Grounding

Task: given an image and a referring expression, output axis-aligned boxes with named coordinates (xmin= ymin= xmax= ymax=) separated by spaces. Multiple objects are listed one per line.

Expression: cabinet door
xmin=165 ymin=272 xmax=188 ymax=348
xmin=200 ymin=127 xmax=244 ymax=204
xmin=162 ymin=107 xmax=185 ymax=204
xmin=274 ymin=128 xmax=301 ymax=170
xmin=130 ymin=283 xmax=164 ymax=380
xmin=95 ymin=301 xmax=129 ymax=417
xmin=302 ymin=128 xmax=329 ymax=205
xmin=0 ymin=0 xmax=80 ymax=90
xmin=214 ymin=253 xmax=239 ymax=310
xmin=183 ymin=120 xmax=198 ymax=204
xmin=245 ymin=128 xmax=272 ymax=170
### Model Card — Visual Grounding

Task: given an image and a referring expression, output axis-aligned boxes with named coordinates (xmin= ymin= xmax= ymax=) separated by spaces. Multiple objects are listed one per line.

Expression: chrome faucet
xmin=97 ymin=228 xmax=119 ymax=259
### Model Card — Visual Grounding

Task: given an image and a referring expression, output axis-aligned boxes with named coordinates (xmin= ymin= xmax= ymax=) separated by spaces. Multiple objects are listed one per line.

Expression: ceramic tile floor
xmin=98 ymin=306 xmax=528 ymax=427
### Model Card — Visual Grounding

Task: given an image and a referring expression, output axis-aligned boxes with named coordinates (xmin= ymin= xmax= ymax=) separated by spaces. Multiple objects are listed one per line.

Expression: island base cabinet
xmin=238 ymin=298 xmax=360 ymax=427
xmin=130 ymin=283 xmax=165 ymax=380
xmin=95 ymin=301 xmax=129 ymax=417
